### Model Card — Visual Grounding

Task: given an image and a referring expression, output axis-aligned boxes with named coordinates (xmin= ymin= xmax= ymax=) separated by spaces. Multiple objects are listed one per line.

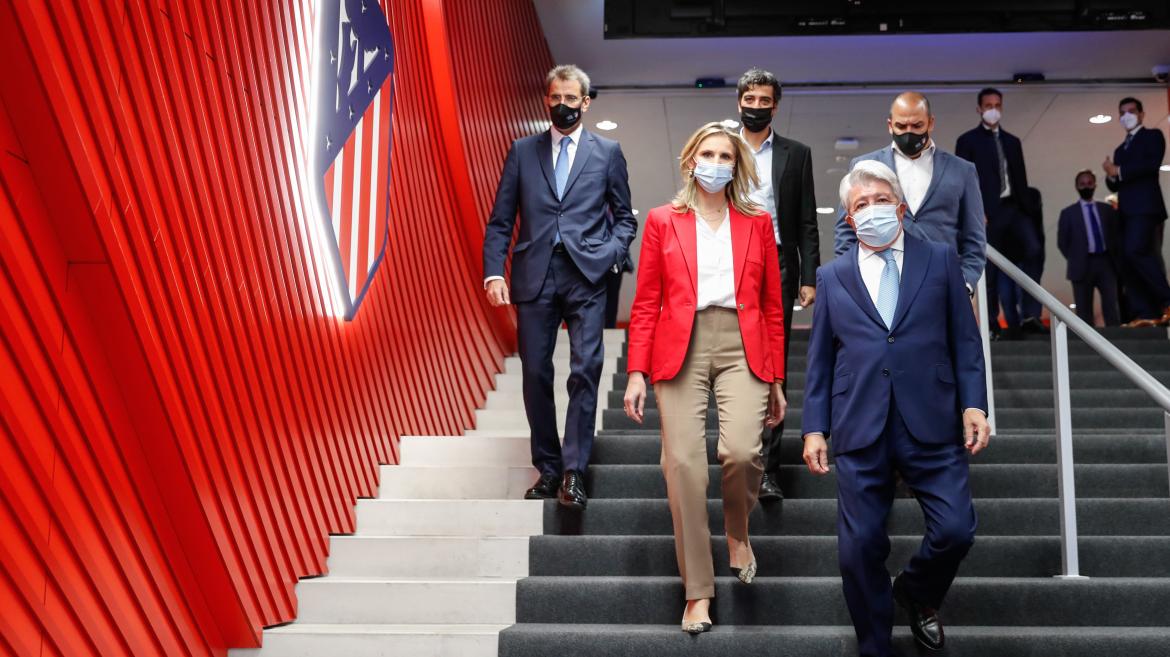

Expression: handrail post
xmin=1164 ymin=412 xmax=1170 ymax=500
xmin=976 ymin=270 xmax=997 ymax=436
xmin=1051 ymin=317 xmax=1086 ymax=579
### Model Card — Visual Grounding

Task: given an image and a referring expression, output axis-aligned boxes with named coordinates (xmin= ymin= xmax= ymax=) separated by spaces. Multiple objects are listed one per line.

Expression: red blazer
xmin=627 ymin=204 xmax=786 ymax=383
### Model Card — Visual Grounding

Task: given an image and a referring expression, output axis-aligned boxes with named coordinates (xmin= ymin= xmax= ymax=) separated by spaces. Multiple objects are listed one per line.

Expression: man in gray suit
xmin=836 ymin=92 xmax=986 ymax=294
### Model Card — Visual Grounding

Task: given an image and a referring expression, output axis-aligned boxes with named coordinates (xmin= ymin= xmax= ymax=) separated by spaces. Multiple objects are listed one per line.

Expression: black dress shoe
xmin=1000 ymin=326 xmax=1025 ymax=341
xmin=893 ymin=574 xmax=944 ymax=651
xmin=558 ymin=470 xmax=588 ymax=509
xmin=524 ymin=473 xmax=559 ymax=500
xmin=758 ymin=472 xmax=784 ymax=502
xmin=1021 ymin=317 xmax=1049 ymax=334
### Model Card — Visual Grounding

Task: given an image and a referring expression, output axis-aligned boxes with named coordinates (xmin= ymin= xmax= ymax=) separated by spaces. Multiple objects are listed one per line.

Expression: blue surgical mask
xmin=692 ymin=161 xmax=734 ymax=193
xmin=851 ymin=204 xmax=902 ymax=248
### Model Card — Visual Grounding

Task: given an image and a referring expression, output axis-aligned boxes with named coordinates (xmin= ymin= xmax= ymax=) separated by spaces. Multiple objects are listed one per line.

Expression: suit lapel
xmin=834 ymin=243 xmax=886 ymax=329
xmin=888 ymin=233 xmax=930 ymax=332
xmin=771 ymin=137 xmax=790 ymax=201
xmin=536 ymin=131 xmax=556 ymax=196
xmin=560 ymin=130 xmax=596 ymax=199
xmin=918 ymin=149 xmax=949 ymax=212
xmin=671 ymin=210 xmax=698 ymax=295
xmin=730 ymin=208 xmax=753 ymax=294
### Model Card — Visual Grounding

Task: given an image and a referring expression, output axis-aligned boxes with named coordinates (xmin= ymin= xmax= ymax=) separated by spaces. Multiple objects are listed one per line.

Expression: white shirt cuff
xmin=483 ymin=276 xmax=504 ymax=289
xmin=964 ymin=408 xmax=987 ymax=417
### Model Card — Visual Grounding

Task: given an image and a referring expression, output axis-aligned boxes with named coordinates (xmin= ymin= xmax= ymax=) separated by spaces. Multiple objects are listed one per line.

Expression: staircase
xmin=499 ymin=327 xmax=1170 ymax=656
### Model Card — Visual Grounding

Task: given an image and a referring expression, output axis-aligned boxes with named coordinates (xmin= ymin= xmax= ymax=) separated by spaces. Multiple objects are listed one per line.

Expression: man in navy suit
xmin=806 ymin=161 xmax=990 ymax=657
xmin=1059 ymin=170 xmax=1122 ymax=326
xmin=836 ymin=92 xmax=986 ymax=295
xmin=955 ymin=88 xmax=1046 ymax=339
xmin=1103 ymin=96 xmax=1170 ymax=326
xmin=483 ymin=65 xmax=637 ymax=509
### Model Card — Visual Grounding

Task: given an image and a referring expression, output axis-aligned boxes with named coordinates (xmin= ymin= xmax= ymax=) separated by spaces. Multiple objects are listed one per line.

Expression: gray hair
xmin=546 ymin=65 xmax=590 ymax=98
xmin=838 ymin=160 xmax=904 ymax=210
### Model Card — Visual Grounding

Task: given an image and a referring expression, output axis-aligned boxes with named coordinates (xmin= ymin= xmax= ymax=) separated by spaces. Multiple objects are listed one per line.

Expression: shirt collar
xmin=1128 ymin=125 xmax=1143 ymax=137
xmin=858 ymin=229 xmax=906 ymax=260
xmin=551 ymin=122 xmax=585 ymax=145
xmin=891 ymin=140 xmax=935 ymax=163
xmin=741 ymin=127 xmax=774 ymax=153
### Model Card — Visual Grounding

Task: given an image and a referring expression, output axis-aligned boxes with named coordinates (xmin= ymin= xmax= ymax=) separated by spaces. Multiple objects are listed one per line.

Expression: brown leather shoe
xmin=1123 ymin=318 xmax=1159 ymax=328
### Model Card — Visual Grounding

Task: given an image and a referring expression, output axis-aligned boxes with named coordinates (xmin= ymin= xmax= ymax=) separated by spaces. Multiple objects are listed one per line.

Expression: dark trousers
xmin=835 ymin=398 xmax=977 ymax=657
xmin=761 ymin=249 xmax=798 ymax=475
xmin=1072 ymin=254 xmax=1121 ymax=326
xmin=604 ymin=269 xmax=625 ymax=329
xmin=1120 ymin=213 xmax=1170 ymax=319
xmin=987 ymin=199 xmax=1043 ymax=327
xmin=516 ymin=250 xmax=606 ymax=477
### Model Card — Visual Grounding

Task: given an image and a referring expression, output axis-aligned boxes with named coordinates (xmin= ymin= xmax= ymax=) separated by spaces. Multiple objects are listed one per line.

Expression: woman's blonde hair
xmin=671 ymin=122 xmax=762 ymax=216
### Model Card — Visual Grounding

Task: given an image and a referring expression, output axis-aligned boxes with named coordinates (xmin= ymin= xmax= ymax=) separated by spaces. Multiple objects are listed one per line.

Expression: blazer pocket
xmin=832 ymin=373 xmax=852 ymax=397
xmin=935 ymin=364 xmax=956 ymax=385
xmin=512 ymin=240 xmax=533 ymax=254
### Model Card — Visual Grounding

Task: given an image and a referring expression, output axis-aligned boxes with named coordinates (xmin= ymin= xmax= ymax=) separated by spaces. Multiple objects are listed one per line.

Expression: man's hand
xmin=765 ymin=382 xmax=787 ymax=428
xmin=802 ymin=434 xmax=830 ymax=475
xmin=623 ymin=372 xmax=647 ymax=424
xmin=799 ymin=285 xmax=816 ymax=307
xmin=1103 ymin=156 xmax=1120 ymax=179
xmin=486 ymin=279 xmax=510 ymax=306
xmin=964 ymin=409 xmax=991 ymax=456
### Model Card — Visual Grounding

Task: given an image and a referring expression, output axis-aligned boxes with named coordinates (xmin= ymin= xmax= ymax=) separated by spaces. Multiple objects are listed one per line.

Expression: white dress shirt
xmin=695 ymin=210 xmax=737 ymax=311
xmin=483 ymin=124 xmax=585 ymax=288
xmin=743 ymin=128 xmax=779 ymax=244
xmin=892 ymin=140 xmax=936 ymax=215
xmin=857 ymin=231 xmax=905 ymax=307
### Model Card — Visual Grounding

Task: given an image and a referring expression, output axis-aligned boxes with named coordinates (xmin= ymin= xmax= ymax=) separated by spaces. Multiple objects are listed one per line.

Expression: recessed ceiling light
xmin=816 ymin=207 xmax=835 ymax=214
xmin=596 ymin=120 xmax=618 ymax=131
xmin=1089 ymin=114 xmax=1112 ymax=124
xmin=721 ymin=119 xmax=740 ymax=129
xmin=834 ymin=138 xmax=860 ymax=151
xmin=1161 ymin=164 xmax=1170 ymax=173
xmin=826 ymin=167 xmax=846 ymax=175
xmin=632 ymin=208 xmax=640 ymax=215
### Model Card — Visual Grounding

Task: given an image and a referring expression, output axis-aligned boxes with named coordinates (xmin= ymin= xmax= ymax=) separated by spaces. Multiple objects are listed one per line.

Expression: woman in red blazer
xmin=624 ymin=122 xmax=786 ymax=633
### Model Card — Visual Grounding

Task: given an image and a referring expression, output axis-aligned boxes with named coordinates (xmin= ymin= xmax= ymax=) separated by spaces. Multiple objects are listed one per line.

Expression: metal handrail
xmin=983 ymin=245 xmax=1170 ymax=578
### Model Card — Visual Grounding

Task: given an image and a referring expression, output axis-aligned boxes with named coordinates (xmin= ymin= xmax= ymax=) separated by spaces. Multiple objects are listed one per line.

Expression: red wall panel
xmin=0 ymin=0 xmax=552 ymax=655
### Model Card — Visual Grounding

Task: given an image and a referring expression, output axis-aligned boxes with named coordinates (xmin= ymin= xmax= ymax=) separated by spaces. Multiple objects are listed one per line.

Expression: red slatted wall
xmin=0 ymin=0 xmax=551 ymax=655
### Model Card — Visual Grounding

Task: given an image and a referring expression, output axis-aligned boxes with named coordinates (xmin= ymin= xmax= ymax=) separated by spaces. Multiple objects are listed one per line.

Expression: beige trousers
xmin=654 ymin=307 xmax=769 ymax=600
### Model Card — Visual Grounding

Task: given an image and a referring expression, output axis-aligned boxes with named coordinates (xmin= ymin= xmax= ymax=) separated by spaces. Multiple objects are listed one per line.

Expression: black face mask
xmin=1077 ymin=187 xmax=1096 ymax=201
xmin=739 ymin=106 xmax=773 ymax=133
xmin=892 ymin=130 xmax=930 ymax=157
xmin=549 ymin=103 xmax=581 ymax=131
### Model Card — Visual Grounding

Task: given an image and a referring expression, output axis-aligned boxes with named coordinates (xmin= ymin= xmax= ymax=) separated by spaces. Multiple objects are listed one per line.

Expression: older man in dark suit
xmin=1059 ymin=170 xmax=1122 ymax=326
xmin=483 ymin=65 xmax=637 ymax=509
xmin=735 ymin=67 xmax=820 ymax=502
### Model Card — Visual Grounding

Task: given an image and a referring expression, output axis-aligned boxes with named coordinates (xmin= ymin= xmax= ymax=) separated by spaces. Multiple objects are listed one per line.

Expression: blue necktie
xmin=1087 ymin=203 xmax=1106 ymax=254
xmin=876 ymin=249 xmax=900 ymax=328
xmin=553 ymin=135 xmax=571 ymax=244
xmin=1123 ymin=133 xmax=1134 ymax=149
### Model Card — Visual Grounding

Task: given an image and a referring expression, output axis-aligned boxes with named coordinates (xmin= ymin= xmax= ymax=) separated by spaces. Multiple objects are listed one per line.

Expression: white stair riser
xmin=326 ymin=536 xmax=528 ymax=578
xmin=296 ymin=580 xmax=516 ymax=624
xmin=377 ymin=465 xmax=536 ymax=498
xmin=400 ymin=436 xmax=532 ymax=467
xmin=353 ymin=500 xmax=543 ymax=537
xmin=230 ymin=631 xmax=500 ymax=657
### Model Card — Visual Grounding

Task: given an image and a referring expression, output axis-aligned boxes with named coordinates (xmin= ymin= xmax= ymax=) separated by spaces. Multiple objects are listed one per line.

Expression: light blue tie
xmin=876 ymin=249 xmax=900 ymax=328
xmin=553 ymin=135 xmax=571 ymax=245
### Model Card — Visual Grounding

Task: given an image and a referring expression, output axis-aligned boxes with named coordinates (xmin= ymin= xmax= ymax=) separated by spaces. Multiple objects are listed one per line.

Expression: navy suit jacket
xmin=1106 ymin=127 xmax=1168 ymax=221
xmin=1057 ymin=201 xmax=1121 ymax=282
xmin=954 ymin=124 xmax=1034 ymax=215
xmin=803 ymin=233 xmax=987 ymax=455
xmin=835 ymin=146 xmax=986 ymax=287
xmin=483 ymin=129 xmax=637 ymax=302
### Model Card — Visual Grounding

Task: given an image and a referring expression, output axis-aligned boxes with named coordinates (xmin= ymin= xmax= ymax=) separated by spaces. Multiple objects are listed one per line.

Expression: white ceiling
xmin=533 ymin=0 xmax=1170 ymax=86
xmin=532 ymin=1 xmax=1170 ymax=322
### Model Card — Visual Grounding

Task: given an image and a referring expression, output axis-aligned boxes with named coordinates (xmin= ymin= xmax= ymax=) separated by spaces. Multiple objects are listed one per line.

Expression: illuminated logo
xmin=312 ymin=0 xmax=395 ymax=319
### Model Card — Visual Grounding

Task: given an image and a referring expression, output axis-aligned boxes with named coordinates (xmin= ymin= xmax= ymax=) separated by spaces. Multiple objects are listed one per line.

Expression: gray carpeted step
xmin=601 ymin=407 xmax=1166 ymax=431
xmin=608 ymin=387 xmax=1160 ymax=410
xmin=499 ymin=624 xmax=1170 ymax=657
xmin=543 ymin=499 xmax=1170 ymax=537
xmin=528 ymin=535 xmax=1170 ymax=578
xmin=584 ymin=464 xmax=1169 ymax=499
xmin=610 ymin=370 xmax=1170 ymax=391
xmin=589 ymin=431 xmax=1170 ymax=466
xmin=615 ymin=353 xmax=1170 ymax=374
xmin=515 ymin=576 xmax=1170 ymax=626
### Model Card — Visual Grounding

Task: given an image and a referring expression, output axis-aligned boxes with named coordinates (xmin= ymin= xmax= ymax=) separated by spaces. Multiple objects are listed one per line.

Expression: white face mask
xmin=981 ymin=108 xmax=1001 ymax=126
xmin=1120 ymin=112 xmax=1139 ymax=131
